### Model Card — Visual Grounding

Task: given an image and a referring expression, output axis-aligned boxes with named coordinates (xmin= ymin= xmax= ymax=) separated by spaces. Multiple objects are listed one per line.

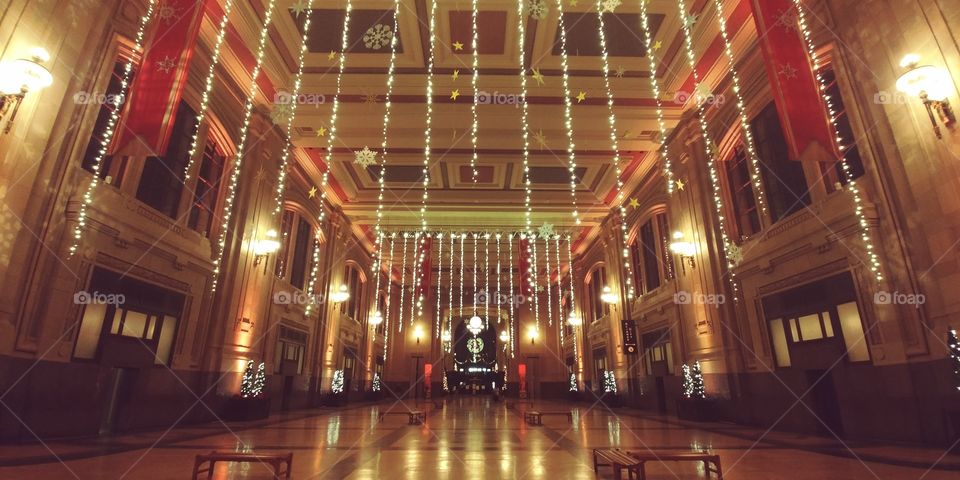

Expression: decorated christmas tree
xmin=332 ymin=369 xmax=345 ymax=394
xmin=681 ymin=364 xmax=693 ymax=398
xmin=442 ymin=371 xmax=449 ymax=392
xmin=603 ymin=370 xmax=617 ymax=393
xmin=569 ymin=373 xmax=578 ymax=392
xmin=372 ymin=373 xmax=382 ymax=392
xmin=689 ymin=361 xmax=706 ymax=399
xmin=949 ymin=327 xmax=960 ymax=392
xmin=240 ymin=360 xmax=256 ymax=398
xmin=252 ymin=362 xmax=266 ymax=398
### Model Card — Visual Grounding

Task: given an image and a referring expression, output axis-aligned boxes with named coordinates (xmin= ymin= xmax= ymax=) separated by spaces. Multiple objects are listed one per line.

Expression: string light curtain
xmin=638 ymin=0 xmax=675 ymax=194
xmin=553 ymin=0 xmax=582 ymax=227
xmin=468 ymin=0 xmax=481 ymax=183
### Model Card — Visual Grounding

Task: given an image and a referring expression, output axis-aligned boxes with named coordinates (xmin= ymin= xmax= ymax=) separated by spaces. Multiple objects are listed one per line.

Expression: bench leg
xmin=613 ymin=465 xmax=623 ymax=480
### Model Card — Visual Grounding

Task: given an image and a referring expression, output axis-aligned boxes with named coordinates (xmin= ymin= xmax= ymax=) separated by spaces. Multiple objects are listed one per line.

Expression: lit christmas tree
xmin=442 ymin=371 xmax=449 ymax=392
xmin=681 ymin=364 xmax=693 ymax=398
xmin=332 ymin=369 xmax=345 ymax=394
xmin=569 ymin=373 xmax=578 ymax=392
xmin=603 ymin=370 xmax=617 ymax=393
xmin=949 ymin=327 xmax=960 ymax=392
xmin=690 ymin=361 xmax=706 ymax=399
xmin=372 ymin=373 xmax=382 ymax=392
xmin=252 ymin=362 xmax=266 ymax=398
xmin=240 ymin=360 xmax=256 ymax=398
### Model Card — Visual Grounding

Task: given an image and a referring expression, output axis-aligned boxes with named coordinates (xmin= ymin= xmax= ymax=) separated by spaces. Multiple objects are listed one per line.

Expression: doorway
xmin=805 ymin=369 xmax=844 ymax=436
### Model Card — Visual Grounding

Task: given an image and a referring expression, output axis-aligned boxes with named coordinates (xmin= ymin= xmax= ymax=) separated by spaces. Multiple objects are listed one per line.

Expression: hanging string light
xmin=675 ymin=0 xmax=739 ymax=301
xmin=472 ymin=233 xmax=478 ymax=319
xmin=410 ymin=232 xmax=422 ymax=324
xmin=528 ymin=234 xmax=541 ymax=332
xmin=544 ymin=237 xmax=553 ymax=326
xmin=468 ymin=0 xmax=481 ymax=183
xmin=553 ymin=0 xmax=581 ymax=226
xmin=638 ymin=0 xmax=675 ymax=194
xmin=373 ymin=231 xmax=384 ymax=321
xmin=484 ymin=233 xmax=490 ymax=328
xmin=712 ymin=0 xmax=768 ymax=219
xmin=69 ymin=0 xmax=158 ymax=256
xmin=435 ymin=232 xmax=444 ymax=338
xmin=554 ymin=234 xmax=565 ymax=345
xmin=791 ymin=0 xmax=883 ymax=282
xmin=565 ymin=235 xmax=580 ymax=368
xmin=595 ymin=0 xmax=634 ymax=299
xmin=496 ymin=233 xmax=502 ymax=324
xmin=209 ymin=0 xmax=278 ymax=293
xmin=508 ymin=233 xmax=516 ymax=357
xmin=317 ymin=0 xmax=354 ymax=227
xmin=398 ymin=233 xmax=409 ymax=332
xmin=513 ymin=0 xmax=535 ymax=235
xmin=301 ymin=0 xmax=353 ymax=306
xmin=184 ymin=0 xmax=236 ymax=180
xmin=459 ymin=233 xmax=466 ymax=338
xmin=371 ymin=0 xmax=403 ymax=319
xmin=271 ymin=1 xmax=317 ymax=218
xmin=383 ymin=234 xmax=396 ymax=359
xmin=421 ymin=0 xmax=437 ymax=233
xmin=447 ymin=232 xmax=456 ymax=350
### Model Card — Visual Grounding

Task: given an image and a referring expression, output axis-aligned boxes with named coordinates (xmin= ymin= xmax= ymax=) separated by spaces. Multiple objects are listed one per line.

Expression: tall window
xmin=81 ymin=51 xmax=138 ymax=183
xmin=724 ymin=145 xmax=761 ymax=240
xmin=275 ymin=210 xmax=317 ymax=291
xmin=753 ymin=102 xmax=810 ymax=222
xmin=818 ymin=63 xmax=864 ymax=188
xmin=342 ymin=265 xmax=364 ymax=321
xmin=187 ymin=140 xmax=224 ymax=237
xmin=639 ymin=220 xmax=661 ymax=291
xmin=587 ymin=267 xmax=607 ymax=322
xmin=656 ymin=213 xmax=675 ymax=281
xmin=135 ymin=101 xmax=194 ymax=218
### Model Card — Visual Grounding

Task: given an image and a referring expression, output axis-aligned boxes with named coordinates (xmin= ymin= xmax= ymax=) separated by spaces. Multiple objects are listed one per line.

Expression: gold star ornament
xmin=676 ymin=179 xmax=686 ymax=191
xmin=614 ymin=65 xmax=625 ymax=78
xmin=534 ymin=129 xmax=548 ymax=149
xmin=308 ymin=186 xmax=318 ymax=198
xmin=628 ymin=198 xmax=640 ymax=208
xmin=452 ymin=69 xmax=460 ymax=81
xmin=315 ymin=126 xmax=327 ymax=137
xmin=452 ymin=41 xmax=464 ymax=51
xmin=450 ymin=89 xmax=461 ymax=101
xmin=327 ymin=51 xmax=337 ymax=61
xmin=532 ymin=69 xmax=545 ymax=86
xmin=575 ymin=91 xmax=586 ymax=103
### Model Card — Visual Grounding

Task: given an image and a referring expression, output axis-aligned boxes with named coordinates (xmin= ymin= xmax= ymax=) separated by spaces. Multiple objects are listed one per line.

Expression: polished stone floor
xmin=0 ymin=396 xmax=957 ymax=479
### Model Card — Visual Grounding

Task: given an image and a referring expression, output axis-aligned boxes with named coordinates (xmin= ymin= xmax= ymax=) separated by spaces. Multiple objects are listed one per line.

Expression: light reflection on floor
xmin=0 ymin=396 xmax=956 ymax=479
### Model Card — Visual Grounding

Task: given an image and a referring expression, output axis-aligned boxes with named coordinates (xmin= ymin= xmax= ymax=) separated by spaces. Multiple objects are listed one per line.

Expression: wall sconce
xmin=413 ymin=325 xmax=424 ymax=345
xmin=331 ymin=284 xmax=350 ymax=303
xmin=896 ymin=54 xmax=956 ymax=138
xmin=567 ymin=312 xmax=582 ymax=326
xmin=669 ymin=231 xmax=696 ymax=273
xmin=529 ymin=327 xmax=539 ymax=345
xmin=251 ymin=229 xmax=280 ymax=267
xmin=600 ymin=286 xmax=618 ymax=304
xmin=499 ymin=330 xmax=510 ymax=342
xmin=0 ymin=47 xmax=54 ymax=134
xmin=370 ymin=310 xmax=383 ymax=326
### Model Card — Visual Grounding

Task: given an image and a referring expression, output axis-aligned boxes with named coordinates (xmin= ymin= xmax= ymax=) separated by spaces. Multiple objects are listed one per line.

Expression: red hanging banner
xmin=749 ymin=0 xmax=838 ymax=163
xmin=117 ymin=0 xmax=208 ymax=156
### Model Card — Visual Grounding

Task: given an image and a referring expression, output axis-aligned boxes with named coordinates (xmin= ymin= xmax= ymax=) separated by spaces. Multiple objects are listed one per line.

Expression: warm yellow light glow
xmin=0 ymin=49 xmax=53 ymax=94
xmin=567 ymin=312 xmax=582 ymax=326
xmin=896 ymin=58 xmax=953 ymax=101
xmin=600 ymin=286 xmax=618 ymax=304
xmin=370 ymin=310 xmax=384 ymax=326
xmin=499 ymin=330 xmax=509 ymax=342
xmin=669 ymin=231 xmax=696 ymax=257
xmin=331 ymin=284 xmax=350 ymax=303
xmin=252 ymin=229 xmax=281 ymax=255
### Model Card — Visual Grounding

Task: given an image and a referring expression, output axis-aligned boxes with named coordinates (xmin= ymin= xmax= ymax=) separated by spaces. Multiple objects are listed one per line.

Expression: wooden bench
xmin=626 ymin=450 xmax=723 ymax=479
xmin=433 ymin=400 xmax=443 ymax=409
xmin=524 ymin=410 xmax=543 ymax=425
xmin=378 ymin=410 xmax=425 ymax=425
xmin=539 ymin=411 xmax=574 ymax=423
xmin=192 ymin=451 xmax=292 ymax=479
xmin=592 ymin=448 xmax=643 ymax=480
xmin=506 ymin=401 xmax=533 ymax=410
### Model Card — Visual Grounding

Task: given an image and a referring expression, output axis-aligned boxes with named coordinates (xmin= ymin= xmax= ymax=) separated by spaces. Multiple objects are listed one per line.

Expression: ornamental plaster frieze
xmin=94 ymin=252 xmax=193 ymax=293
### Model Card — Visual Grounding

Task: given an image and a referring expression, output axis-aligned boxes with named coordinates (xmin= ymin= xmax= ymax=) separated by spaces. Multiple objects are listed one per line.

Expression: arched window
xmin=341 ymin=264 xmax=365 ymax=322
xmin=187 ymin=139 xmax=225 ymax=237
xmin=586 ymin=266 xmax=608 ymax=322
xmin=630 ymin=211 xmax=673 ymax=294
xmin=274 ymin=209 xmax=319 ymax=291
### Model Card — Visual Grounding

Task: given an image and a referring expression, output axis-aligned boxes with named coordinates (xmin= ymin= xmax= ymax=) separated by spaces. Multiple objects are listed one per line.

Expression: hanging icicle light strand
xmin=565 ymin=235 xmax=580 ymax=366
xmin=435 ymin=233 xmax=444 ymax=338
xmin=383 ymin=234 xmax=396 ymax=359
xmin=210 ymin=0 xmax=278 ymax=293
xmin=69 ymin=0 xmax=158 ymax=256
xmin=544 ymin=238 xmax=553 ymax=326
xmin=638 ymin=0 xmax=675 ymax=194
xmin=421 ymin=0 xmax=436 ymax=233
xmin=508 ymin=233 xmax=516 ymax=357
xmin=790 ymin=0 xmax=884 ymax=282
xmin=675 ymin=0 xmax=739 ymax=301
xmin=712 ymin=0 xmax=768 ymax=219
xmin=515 ymin=0 xmax=535 ymax=234
xmin=595 ymin=0 xmax=634 ymax=299
xmin=447 ymin=232 xmax=456 ymax=350
xmin=469 ymin=0 xmax=481 ymax=183
xmin=184 ymin=0 xmax=236 ymax=180
xmin=318 ymin=0 xmax=354 ymax=225
xmin=272 ymin=1 xmax=316 ymax=218
xmin=398 ymin=233 xmax=409 ymax=332
xmin=554 ymin=0 xmax=581 ymax=226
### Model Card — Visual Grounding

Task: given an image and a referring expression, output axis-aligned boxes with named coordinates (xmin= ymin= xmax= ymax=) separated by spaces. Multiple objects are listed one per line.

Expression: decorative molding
xmin=756 ymin=259 xmax=849 ymax=296
xmin=95 ymin=252 xmax=193 ymax=293
xmin=123 ymin=198 xmax=184 ymax=237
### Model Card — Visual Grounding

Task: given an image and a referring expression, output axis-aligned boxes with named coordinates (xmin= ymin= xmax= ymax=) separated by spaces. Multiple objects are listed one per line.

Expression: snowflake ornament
xmin=600 ymin=0 xmax=621 ymax=13
xmin=538 ymin=222 xmax=555 ymax=239
xmin=157 ymin=3 xmax=178 ymax=24
xmin=528 ymin=0 xmax=548 ymax=20
xmin=354 ymin=147 xmax=378 ymax=168
xmin=363 ymin=24 xmax=394 ymax=50
xmin=155 ymin=55 xmax=176 ymax=74
xmin=289 ymin=0 xmax=309 ymax=17
xmin=727 ymin=244 xmax=744 ymax=266
xmin=270 ymin=101 xmax=295 ymax=126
